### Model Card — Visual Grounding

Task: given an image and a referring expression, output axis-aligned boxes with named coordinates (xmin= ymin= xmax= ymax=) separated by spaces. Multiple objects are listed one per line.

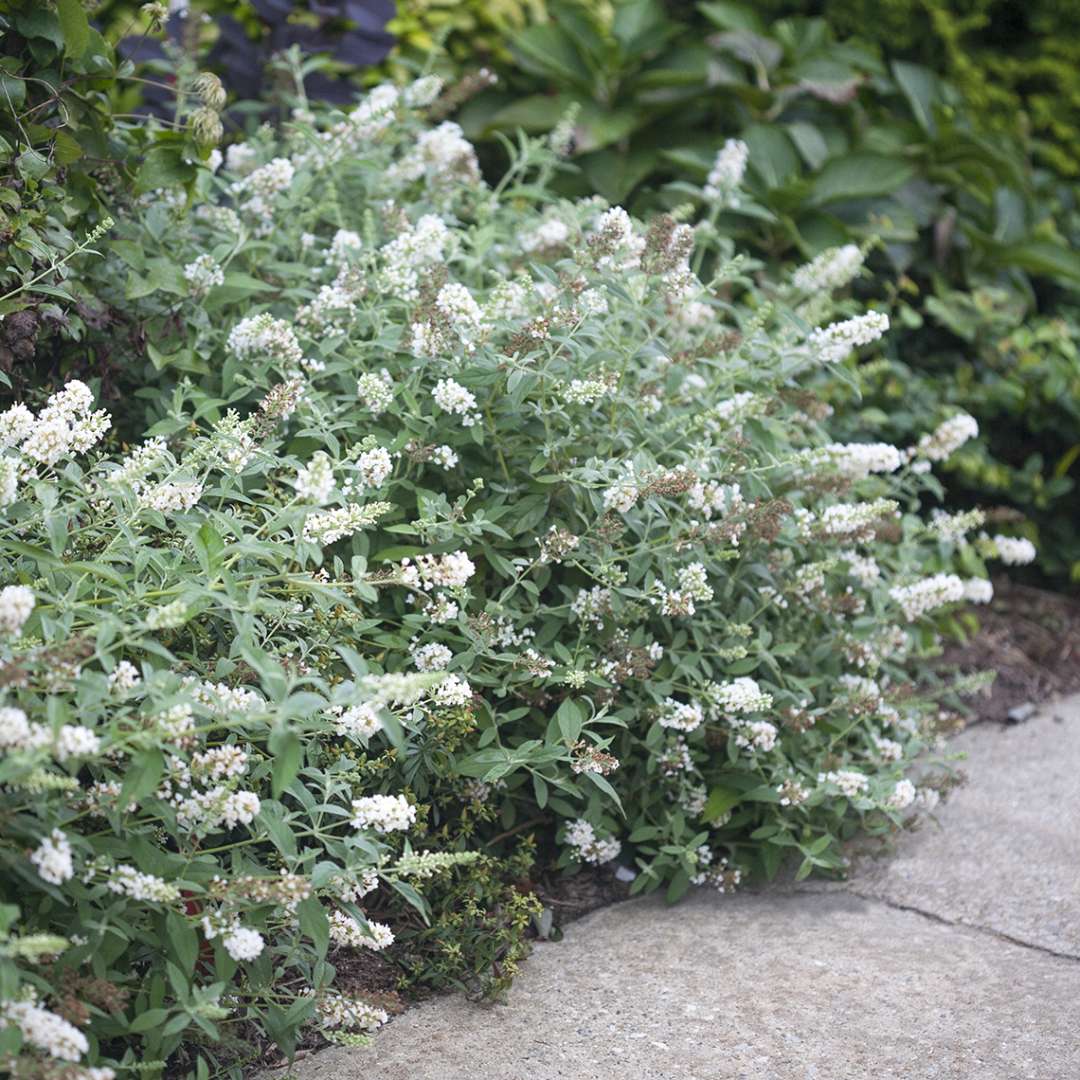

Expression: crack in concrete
xmin=846 ymin=887 xmax=1080 ymax=964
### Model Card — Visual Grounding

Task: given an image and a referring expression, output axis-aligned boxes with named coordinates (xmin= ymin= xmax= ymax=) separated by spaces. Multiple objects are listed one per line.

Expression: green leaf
xmin=891 ymin=61 xmax=939 ymax=135
xmin=52 ymin=130 xmax=84 ymax=165
xmin=134 ymin=145 xmax=196 ymax=195
xmin=555 ymin=698 xmax=584 ymax=745
xmin=297 ymin=897 xmax=329 ymax=958
xmin=56 ymin=0 xmax=90 ymax=58
xmin=702 ymin=785 xmax=741 ymax=822
xmin=120 ymin=749 xmax=164 ymax=808
xmin=270 ymin=732 xmax=302 ymax=797
xmin=810 ymin=153 xmax=916 ymax=205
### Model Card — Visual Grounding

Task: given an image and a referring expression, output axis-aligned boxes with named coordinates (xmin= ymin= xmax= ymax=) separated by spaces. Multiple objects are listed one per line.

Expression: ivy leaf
xmin=56 ymin=0 xmax=90 ymax=58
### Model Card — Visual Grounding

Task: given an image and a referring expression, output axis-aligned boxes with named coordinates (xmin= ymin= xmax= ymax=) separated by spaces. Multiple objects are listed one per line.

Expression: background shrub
xmin=0 ymin=81 xmax=1016 ymax=1074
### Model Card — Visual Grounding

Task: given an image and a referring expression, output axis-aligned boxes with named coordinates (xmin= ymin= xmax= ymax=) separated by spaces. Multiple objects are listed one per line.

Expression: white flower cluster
xmin=410 ymin=641 xmax=453 ymax=671
xmin=295 ymin=451 xmax=336 ymax=503
xmin=658 ymin=697 xmax=704 ymax=733
xmin=356 ymin=370 xmax=395 ymax=415
xmin=302 ymin=501 xmax=391 ymax=545
xmin=929 ymin=508 xmax=986 ymax=542
xmin=603 ymin=461 xmax=641 ymax=513
xmin=1 ymin=380 xmax=111 ymax=477
xmin=350 ymin=794 xmax=416 ymax=833
xmin=962 ymin=577 xmax=994 ymax=604
xmin=232 ymin=156 xmax=295 ymax=231
xmin=818 ymin=769 xmax=870 ymax=798
xmin=886 ymin=778 xmax=917 ymax=811
xmin=791 ymin=243 xmax=864 ymax=294
xmin=0 ymin=584 xmax=35 ymax=635
xmin=590 ymin=207 xmax=645 ymax=271
xmin=432 ymin=378 xmax=480 ymax=426
xmin=380 ymin=213 xmax=450 ymax=301
xmin=687 ymin=479 xmax=744 ymax=522
xmin=818 ymin=498 xmax=899 ymax=536
xmin=564 ymin=818 xmax=621 ymax=864
xmin=227 ymin=312 xmax=303 ymax=367
xmin=842 ymin=550 xmax=881 ymax=588
xmin=30 ymin=829 xmax=75 ymax=885
xmin=733 ymin=719 xmax=778 ymax=753
xmin=311 ymin=990 xmax=388 ymax=1032
xmin=710 ymin=676 xmax=773 ymax=714
xmin=221 ymin=923 xmax=266 ymax=962
xmin=824 ymin=442 xmax=903 ymax=479
xmin=139 ymin=480 xmax=204 ymax=514
xmin=328 ymin=702 xmax=381 ymax=739
xmin=1 ymin=999 xmax=90 ymax=1061
xmin=570 ymin=586 xmax=612 ymax=629
xmin=915 ymin=413 xmax=978 ymax=461
xmin=433 ymin=673 xmax=472 ymax=708
xmin=703 ymin=138 xmax=749 ymax=205
xmin=808 ymin=312 xmax=889 ymax=364
xmin=183 ymin=253 xmax=225 ymax=295
xmin=521 ymin=217 xmax=570 ymax=254
xmin=328 ymin=910 xmax=395 ymax=950
xmin=183 ymin=677 xmax=263 ymax=715
xmin=105 ymin=864 xmax=181 ymax=903
xmin=976 ymin=533 xmax=1037 ymax=565
xmin=388 ymin=121 xmax=481 ymax=191
xmin=889 ymin=573 xmax=965 ymax=620
xmin=399 ymin=551 xmax=475 ymax=590
xmin=355 ymin=446 xmax=393 ymax=489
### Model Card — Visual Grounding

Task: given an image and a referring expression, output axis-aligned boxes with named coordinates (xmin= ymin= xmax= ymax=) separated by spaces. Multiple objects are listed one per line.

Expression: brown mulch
xmin=940 ymin=578 xmax=1080 ymax=725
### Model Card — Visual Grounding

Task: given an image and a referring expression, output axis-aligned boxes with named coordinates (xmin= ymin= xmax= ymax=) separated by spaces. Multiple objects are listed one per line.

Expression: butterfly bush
xmin=0 ymin=81 xmax=1030 ymax=1076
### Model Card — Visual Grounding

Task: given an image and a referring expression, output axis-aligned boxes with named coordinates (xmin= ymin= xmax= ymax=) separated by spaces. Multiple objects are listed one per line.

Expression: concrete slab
xmin=285 ymin=890 xmax=1079 ymax=1080
xmin=269 ymin=695 xmax=1080 ymax=1080
xmin=854 ymin=696 xmax=1080 ymax=957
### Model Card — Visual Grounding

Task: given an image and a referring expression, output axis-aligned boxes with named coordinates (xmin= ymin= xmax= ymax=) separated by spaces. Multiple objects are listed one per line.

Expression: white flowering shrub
xmin=0 ymin=84 xmax=1026 ymax=1075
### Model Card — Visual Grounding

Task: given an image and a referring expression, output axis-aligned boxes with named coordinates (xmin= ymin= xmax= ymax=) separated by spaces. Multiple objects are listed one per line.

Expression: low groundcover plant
xmin=0 ymin=82 xmax=1031 ymax=1077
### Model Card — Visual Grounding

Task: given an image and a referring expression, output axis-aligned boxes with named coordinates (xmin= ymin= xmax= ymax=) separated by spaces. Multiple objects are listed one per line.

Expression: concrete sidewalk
xmin=277 ymin=697 xmax=1080 ymax=1080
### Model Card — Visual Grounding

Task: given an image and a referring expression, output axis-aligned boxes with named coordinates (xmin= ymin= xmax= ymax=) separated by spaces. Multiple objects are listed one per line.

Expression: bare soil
xmin=941 ymin=578 xmax=1080 ymax=725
